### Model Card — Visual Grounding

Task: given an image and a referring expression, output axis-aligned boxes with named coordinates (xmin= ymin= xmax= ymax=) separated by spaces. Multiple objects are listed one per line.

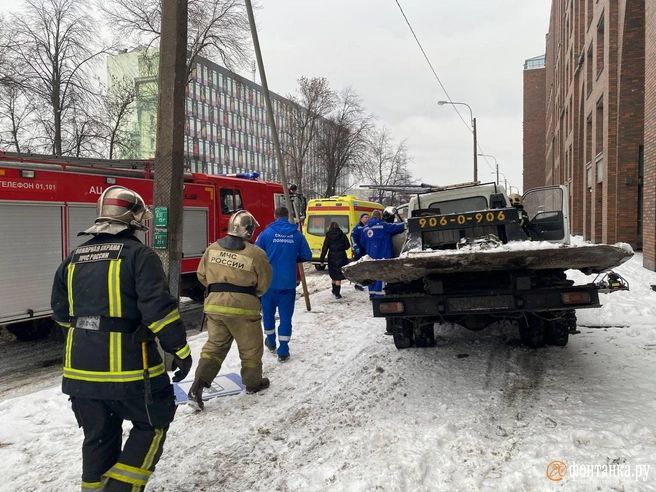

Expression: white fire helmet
xmin=509 ymin=193 xmax=523 ymax=207
xmin=82 ymin=185 xmax=152 ymax=235
xmin=227 ymin=210 xmax=259 ymax=239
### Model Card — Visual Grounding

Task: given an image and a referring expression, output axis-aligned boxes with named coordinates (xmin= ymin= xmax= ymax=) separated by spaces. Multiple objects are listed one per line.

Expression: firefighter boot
xmin=246 ymin=377 xmax=270 ymax=394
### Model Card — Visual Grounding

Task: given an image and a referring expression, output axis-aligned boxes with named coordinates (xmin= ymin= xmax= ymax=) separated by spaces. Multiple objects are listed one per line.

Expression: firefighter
xmin=51 ymin=185 xmax=192 ymax=492
xmin=188 ymin=210 xmax=272 ymax=409
xmin=509 ymin=193 xmax=534 ymax=238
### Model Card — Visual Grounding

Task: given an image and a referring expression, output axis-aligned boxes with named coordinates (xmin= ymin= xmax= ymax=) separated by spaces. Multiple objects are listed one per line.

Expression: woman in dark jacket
xmin=320 ymin=222 xmax=351 ymax=298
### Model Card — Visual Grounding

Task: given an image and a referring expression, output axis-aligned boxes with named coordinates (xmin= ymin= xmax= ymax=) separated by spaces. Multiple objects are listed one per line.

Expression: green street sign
xmin=154 ymin=207 xmax=168 ymax=228
xmin=153 ymin=230 xmax=168 ymax=249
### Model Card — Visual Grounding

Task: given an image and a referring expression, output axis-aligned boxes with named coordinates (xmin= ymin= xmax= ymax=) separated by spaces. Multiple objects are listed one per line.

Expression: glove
xmin=188 ymin=378 xmax=209 ymax=410
xmin=171 ymin=354 xmax=192 ymax=383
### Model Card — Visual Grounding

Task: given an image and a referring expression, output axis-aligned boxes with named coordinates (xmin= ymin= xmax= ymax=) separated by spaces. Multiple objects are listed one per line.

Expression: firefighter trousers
xmin=70 ymin=387 xmax=176 ymax=491
xmin=196 ymin=314 xmax=264 ymax=389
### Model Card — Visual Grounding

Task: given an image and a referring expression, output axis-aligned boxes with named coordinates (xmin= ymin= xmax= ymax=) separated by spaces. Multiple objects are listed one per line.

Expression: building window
xmin=596 ymin=14 xmax=605 ymax=77
xmin=595 ymin=154 xmax=604 ymax=184
xmin=586 ymin=44 xmax=593 ymax=97
xmin=586 ymin=115 xmax=592 ymax=165
xmin=595 ymin=97 xmax=603 ymax=156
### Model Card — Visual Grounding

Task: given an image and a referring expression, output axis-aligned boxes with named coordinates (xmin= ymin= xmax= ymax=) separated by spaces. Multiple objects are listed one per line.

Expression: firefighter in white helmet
xmin=188 ymin=209 xmax=273 ymax=409
xmin=509 ymin=192 xmax=534 ymax=238
xmin=51 ymin=185 xmax=192 ymax=491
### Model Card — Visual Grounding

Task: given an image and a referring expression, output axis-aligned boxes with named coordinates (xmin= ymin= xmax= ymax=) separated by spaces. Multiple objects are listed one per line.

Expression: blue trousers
xmin=261 ymin=289 xmax=296 ymax=356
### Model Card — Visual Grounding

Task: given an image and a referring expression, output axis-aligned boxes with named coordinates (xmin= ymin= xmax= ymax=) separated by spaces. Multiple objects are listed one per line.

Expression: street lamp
xmin=478 ymin=153 xmax=499 ymax=185
xmin=438 ymin=100 xmax=477 ymax=182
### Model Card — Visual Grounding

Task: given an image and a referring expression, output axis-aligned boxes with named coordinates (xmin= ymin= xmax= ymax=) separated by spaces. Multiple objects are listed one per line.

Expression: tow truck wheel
xmin=391 ymin=318 xmax=414 ymax=349
xmin=413 ymin=321 xmax=436 ymax=348
xmin=544 ymin=313 xmax=573 ymax=347
xmin=518 ymin=315 xmax=545 ymax=348
xmin=6 ymin=318 xmax=53 ymax=342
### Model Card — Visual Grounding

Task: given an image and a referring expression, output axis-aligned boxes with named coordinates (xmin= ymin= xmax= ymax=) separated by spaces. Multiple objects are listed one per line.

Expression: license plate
xmin=417 ymin=210 xmax=509 ymax=229
xmin=447 ymin=295 xmax=515 ymax=312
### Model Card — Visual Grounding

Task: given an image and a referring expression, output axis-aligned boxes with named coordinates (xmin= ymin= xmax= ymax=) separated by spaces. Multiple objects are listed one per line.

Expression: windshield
xmin=307 ymin=215 xmax=350 ymax=236
xmin=428 ymin=196 xmax=488 ymax=214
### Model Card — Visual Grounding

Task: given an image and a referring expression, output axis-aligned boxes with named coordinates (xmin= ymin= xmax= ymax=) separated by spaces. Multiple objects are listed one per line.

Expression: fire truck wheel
xmin=7 ymin=318 xmax=53 ymax=342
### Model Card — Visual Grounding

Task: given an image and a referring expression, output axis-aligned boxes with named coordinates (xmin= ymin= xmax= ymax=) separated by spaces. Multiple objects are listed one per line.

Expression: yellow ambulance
xmin=303 ymin=195 xmax=384 ymax=269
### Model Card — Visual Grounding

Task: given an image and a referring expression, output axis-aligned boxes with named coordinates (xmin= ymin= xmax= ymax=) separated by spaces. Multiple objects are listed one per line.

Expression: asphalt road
xmin=0 ymin=302 xmax=204 ymax=401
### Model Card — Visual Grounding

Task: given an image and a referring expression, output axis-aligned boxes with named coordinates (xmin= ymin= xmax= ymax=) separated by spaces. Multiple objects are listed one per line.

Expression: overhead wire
xmin=392 ymin=0 xmax=502 ymax=179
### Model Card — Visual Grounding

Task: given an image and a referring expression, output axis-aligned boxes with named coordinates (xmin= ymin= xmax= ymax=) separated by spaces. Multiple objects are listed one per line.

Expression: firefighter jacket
xmin=197 ymin=241 xmax=272 ymax=317
xmin=51 ymin=232 xmax=190 ymax=400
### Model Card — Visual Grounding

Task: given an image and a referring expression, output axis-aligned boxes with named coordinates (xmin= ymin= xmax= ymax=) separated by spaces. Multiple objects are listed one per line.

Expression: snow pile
xmin=401 ymin=238 xmax=634 ymax=258
xmin=1 ymin=262 xmax=656 ymax=491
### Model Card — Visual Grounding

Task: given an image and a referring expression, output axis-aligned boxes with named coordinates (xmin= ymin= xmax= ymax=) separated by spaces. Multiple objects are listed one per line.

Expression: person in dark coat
xmin=320 ymin=222 xmax=351 ymax=298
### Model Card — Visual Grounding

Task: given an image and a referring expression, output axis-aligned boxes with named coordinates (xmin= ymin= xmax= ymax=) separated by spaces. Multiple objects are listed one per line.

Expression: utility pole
xmin=152 ymin=0 xmax=188 ymax=297
xmin=496 ymin=162 xmax=499 ymax=186
xmin=245 ymin=0 xmax=311 ymax=311
xmin=472 ymin=117 xmax=478 ymax=183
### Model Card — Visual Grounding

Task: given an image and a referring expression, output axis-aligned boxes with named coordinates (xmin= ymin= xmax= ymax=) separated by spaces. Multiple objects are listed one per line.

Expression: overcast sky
xmin=0 ymin=0 xmax=551 ymax=192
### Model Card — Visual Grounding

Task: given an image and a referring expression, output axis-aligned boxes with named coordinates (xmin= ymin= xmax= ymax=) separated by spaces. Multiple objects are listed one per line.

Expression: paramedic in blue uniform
xmin=360 ymin=209 xmax=405 ymax=298
xmin=255 ymin=206 xmax=312 ymax=361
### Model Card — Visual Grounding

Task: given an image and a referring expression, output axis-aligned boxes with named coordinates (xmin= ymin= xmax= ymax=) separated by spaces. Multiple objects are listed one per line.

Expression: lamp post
xmin=438 ymin=100 xmax=477 ymax=182
xmin=478 ymin=153 xmax=499 ymax=185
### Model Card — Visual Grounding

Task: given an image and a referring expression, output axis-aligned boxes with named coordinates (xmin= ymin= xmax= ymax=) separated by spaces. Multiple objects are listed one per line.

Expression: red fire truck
xmin=0 ymin=151 xmax=284 ymax=340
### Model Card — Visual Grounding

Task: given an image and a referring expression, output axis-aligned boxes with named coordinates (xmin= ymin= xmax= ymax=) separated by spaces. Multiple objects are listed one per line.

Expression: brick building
xmin=524 ymin=0 xmax=656 ymax=270
xmin=523 ymin=55 xmax=547 ymax=191
xmin=645 ymin=1 xmax=656 ymax=270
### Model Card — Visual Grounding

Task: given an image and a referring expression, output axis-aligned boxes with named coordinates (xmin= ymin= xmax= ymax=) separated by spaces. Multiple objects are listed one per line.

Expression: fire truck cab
xmin=0 ymin=151 xmax=283 ymax=340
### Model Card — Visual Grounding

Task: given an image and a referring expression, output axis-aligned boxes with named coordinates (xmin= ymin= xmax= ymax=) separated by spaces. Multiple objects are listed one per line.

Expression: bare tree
xmin=0 ymin=81 xmax=36 ymax=153
xmin=0 ymin=17 xmax=10 ymax=86
xmin=318 ymin=88 xmax=371 ymax=197
xmin=6 ymin=0 xmax=108 ymax=155
xmin=98 ymin=75 xmax=138 ymax=159
xmin=282 ymin=77 xmax=334 ymax=194
xmin=103 ymin=0 xmax=252 ymax=78
xmin=358 ymin=127 xmax=414 ymax=205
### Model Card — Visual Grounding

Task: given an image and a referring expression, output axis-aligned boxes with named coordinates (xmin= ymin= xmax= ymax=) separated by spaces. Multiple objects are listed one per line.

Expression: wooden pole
xmin=245 ymin=0 xmax=311 ymax=311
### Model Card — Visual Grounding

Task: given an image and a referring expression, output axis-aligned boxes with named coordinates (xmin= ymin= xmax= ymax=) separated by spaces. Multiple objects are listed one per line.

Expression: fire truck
xmin=0 ymin=151 xmax=284 ymax=341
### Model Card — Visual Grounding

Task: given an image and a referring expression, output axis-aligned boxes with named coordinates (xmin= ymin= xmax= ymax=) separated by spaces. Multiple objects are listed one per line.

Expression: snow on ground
xmin=1 ymin=259 xmax=656 ymax=491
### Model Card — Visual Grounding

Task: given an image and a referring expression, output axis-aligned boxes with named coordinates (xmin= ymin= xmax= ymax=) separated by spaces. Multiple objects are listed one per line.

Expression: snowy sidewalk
xmin=1 ymin=259 xmax=656 ymax=491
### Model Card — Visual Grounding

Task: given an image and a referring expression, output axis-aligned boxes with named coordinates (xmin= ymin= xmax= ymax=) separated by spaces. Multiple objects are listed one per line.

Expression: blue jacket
xmin=350 ymin=223 xmax=366 ymax=259
xmin=360 ymin=218 xmax=405 ymax=260
xmin=256 ymin=218 xmax=312 ymax=290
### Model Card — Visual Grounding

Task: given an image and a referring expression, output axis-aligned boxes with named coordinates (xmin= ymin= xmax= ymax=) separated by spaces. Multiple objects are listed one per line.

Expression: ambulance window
xmin=307 ymin=215 xmax=349 ymax=236
xmin=220 ymin=189 xmax=243 ymax=214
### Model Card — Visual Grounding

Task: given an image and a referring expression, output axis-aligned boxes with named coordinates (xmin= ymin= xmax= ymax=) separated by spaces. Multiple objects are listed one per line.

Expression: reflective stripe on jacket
xmin=51 ymin=232 xmax=189 ymax=400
